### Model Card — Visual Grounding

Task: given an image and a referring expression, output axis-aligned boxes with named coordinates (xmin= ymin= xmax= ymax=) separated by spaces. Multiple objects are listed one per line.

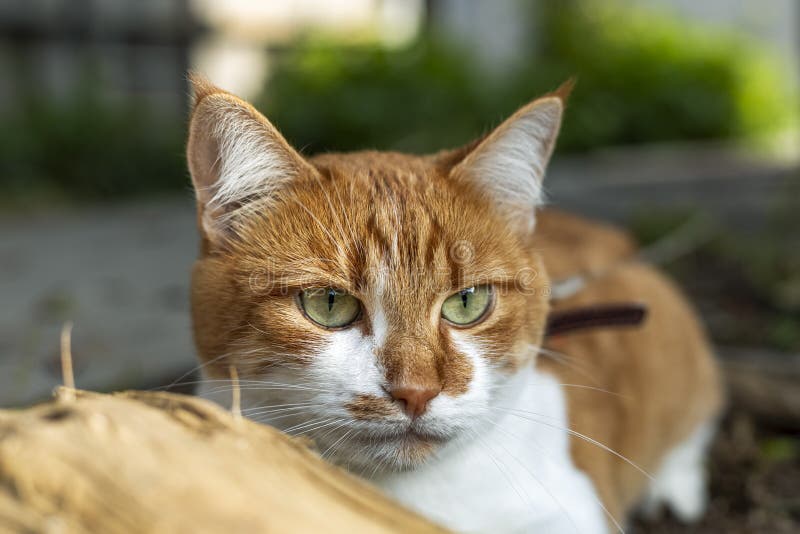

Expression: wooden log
xmin=0 ymin=389 xmax=447 ymax=534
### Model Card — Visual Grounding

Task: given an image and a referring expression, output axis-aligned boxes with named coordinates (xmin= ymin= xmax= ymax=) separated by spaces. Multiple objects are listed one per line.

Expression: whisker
xmin=309 ymin=420 xmax=352 ymax=443
xmin=244 ymin=405 xmax=321 ymax=419
xmin=155 ymin=351 xmax=231 ymax=391
xmin=251 ymin=411 xmax=320 ymax=426
xmin=282 ymin=416 xmax=336 ymax=434
xmin=202 ymin=382 xmax=336 ymax=394
xmin=321 ymin=427 xmax=358 ymax=459
xmin=472 ymin=431 xmax=531 ymax=512
xmin=496 ymin=407 xmax=653 ymax=481
xmin=557 ymin=384 xmax=628 ymax=399
xmin=485 ymin=381 xmax=625 ymax=399
xmin=535 ymin=347 xmax=598 ymax=385
xmin=367 ymin=448 xmax=391 ymax=479
xmin=242 ymin=401 xmax=320 ymax=414
xmin=159 ymin=357 xmax=308 ymax=391
xmin=493 ymin=433 xmax=580 ymax=533
xmin=482 ymin=416 xmax=623 ymax=533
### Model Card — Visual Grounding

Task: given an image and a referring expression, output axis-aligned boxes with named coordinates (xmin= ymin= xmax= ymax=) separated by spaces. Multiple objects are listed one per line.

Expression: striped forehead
xmin=362 ymin=171 xmax=465 ymax=295
xmin=368 ymin=178 xmax=444 ymax=263
xmin=246 ymin=157 xmax=523 ymax=307
xmin=296 ymin=164 xmax=514 ymax=302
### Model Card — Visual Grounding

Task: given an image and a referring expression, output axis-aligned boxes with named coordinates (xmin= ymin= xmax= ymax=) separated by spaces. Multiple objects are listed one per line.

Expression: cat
xmin=187 ymin=74 xmax=723 ymax=533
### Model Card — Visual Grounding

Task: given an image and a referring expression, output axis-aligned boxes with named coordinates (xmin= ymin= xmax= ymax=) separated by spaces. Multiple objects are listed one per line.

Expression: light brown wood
xmin=0 ymin=389 xmax=447 ymax=534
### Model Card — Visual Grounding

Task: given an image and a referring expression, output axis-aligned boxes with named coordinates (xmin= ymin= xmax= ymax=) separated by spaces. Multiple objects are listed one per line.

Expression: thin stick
xmin=59 ymin=321 xmax=75 ymax=401
xmin=229 ymin=365 xmax=242 ymax=421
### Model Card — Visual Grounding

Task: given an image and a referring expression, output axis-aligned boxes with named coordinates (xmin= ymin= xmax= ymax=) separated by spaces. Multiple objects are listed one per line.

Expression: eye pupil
xmin=300 ymin=288 xmax=361 ymax=328
xmin=442 ymin=286 xmax=492 ymax=326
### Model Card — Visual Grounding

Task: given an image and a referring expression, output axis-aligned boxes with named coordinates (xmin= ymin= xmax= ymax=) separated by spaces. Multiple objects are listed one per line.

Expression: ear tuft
xmin=451 ymin=88 xmax=566 ymax=234
xmin=549 ymin=77 xmax=576 ymax=104
xmin=188 ymin=71 xmax=228 ymax=107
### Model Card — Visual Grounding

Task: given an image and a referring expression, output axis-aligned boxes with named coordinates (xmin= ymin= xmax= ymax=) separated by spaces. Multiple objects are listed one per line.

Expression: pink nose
xmin=389 ymin=386 xmax=441 ymax=419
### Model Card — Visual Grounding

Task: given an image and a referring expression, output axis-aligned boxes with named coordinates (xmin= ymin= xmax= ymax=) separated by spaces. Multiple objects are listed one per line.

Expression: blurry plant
xmin=534 ymin=1 xmax=796 ymax=150
xmin=259 ymin=39 xmax=495 ymax=154
xmin=760 ymin=437 xmax=799 ymax=463
xmin=258 ymin=0 xmax=796 ymax=155
xmin=0 ymin=77 xmax=186 ymax=206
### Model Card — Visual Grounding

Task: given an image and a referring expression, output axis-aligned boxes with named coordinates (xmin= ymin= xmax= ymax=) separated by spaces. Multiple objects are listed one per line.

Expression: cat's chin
xmin=331 ymin=429 xmax=452 ymax=474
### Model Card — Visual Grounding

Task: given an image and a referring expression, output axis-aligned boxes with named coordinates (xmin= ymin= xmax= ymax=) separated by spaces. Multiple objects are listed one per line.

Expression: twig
xmin=229 ymin=365 xmax=242 ymax=422
xmin=59 ymin=321 xmax=76 ymax=401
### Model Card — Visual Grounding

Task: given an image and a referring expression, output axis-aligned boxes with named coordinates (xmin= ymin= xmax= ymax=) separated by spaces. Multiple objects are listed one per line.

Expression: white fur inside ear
xmin=188 ymin=97 xmax=307 ymax=238
xmin=206 ymin=111 xmax=294 ymax=211
xmin=456 ymin=97 xmax=562 ymax=232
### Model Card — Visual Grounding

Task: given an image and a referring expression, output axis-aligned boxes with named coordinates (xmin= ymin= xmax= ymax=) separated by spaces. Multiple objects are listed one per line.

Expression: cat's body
xmin=535 ymin=211 xmax=722 ymax=526
xmin=188 ymin=76 xmax=722 ymax=533
xmin=359 ymin=210 xmax=722 ymax=532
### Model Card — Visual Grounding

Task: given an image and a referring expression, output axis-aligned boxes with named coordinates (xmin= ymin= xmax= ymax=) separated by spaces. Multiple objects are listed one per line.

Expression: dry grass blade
xmin=59 ymin=321 xmax=76 ymax=401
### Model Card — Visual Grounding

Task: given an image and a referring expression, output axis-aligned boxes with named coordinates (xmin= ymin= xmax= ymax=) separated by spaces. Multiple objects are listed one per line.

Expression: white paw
xmin=652 ymin=462 xmax=707 ymax=521
xmin=642 ymin=421 xmax=715 ymax=523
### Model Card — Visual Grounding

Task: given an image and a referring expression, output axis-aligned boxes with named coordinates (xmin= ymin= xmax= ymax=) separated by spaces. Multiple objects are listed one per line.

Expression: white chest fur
xmin=366 ymin=366 xmax=608 ymax=534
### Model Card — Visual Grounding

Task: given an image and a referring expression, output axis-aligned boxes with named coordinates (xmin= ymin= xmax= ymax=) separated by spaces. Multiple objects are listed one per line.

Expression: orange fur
xmin=534 ymin=211 xmax=723 ymax=522
xmin=187 ymin=77 xmax=722 ymax=525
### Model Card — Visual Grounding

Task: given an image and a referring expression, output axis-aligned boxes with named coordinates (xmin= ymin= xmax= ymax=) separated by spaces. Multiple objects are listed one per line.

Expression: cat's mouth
xmin=357 ymin=425 xmax=452 ymax=446
xmin=325 ymin=422 xmax=460 ymax=472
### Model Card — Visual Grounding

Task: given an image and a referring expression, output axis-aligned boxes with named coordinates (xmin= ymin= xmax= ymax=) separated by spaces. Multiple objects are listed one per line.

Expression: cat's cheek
xmin=477 ymin=288 xmax=546 ymax=372
xmin=441 ymin=333 xmax=495 ymax=418
xmin=309 ymin=328 xmax=388 ymax=402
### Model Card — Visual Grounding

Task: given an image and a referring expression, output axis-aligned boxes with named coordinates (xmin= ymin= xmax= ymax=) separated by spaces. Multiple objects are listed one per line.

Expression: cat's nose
xmin=389 ymin=386 xmax=441 ymax=419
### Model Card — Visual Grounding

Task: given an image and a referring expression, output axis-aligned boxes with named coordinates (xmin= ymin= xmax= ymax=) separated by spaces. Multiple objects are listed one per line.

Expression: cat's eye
xmin=300 ymin=288 xmax=361 ymax=329
xmin=441 ymin=285 xmax=493 ymax=326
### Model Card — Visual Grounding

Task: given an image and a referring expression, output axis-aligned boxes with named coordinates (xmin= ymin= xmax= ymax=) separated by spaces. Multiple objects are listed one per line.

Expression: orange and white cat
xmin=187 ymin=75 xmax=722 ymax=533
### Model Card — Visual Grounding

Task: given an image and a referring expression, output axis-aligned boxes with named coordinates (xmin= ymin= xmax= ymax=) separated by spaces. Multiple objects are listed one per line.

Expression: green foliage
xmin=3 ymin=2 xmax=795 ymax=203
xmin=535 ymin=1 xmax=795 ymax=149
xmin=760 ymin=437 xmax=799 ymax=463
xmin=0 ymin=79 xmax=186 ymax=205
xmin=258 ymin=1 xmax=795 ymax=155
xmin=259 ymin=39 xmax=497 ymax=154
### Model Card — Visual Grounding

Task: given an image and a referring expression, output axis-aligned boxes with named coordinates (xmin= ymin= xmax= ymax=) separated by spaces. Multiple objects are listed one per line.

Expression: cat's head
xmin=188 ymin=75 xmax=566 ymax=473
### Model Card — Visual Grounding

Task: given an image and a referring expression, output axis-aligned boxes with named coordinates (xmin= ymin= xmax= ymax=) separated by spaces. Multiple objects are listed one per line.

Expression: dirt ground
xmin=632 ymin=412 xmax=799 ymax=533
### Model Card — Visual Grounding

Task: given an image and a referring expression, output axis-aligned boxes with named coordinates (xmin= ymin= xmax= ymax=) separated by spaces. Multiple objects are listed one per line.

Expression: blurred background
xmin=0 ymin=1 xmax=798 ymax=530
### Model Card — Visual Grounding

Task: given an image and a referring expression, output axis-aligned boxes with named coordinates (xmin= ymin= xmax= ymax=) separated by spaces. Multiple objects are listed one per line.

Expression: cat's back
xmin=532 ymin=208 xmax=637 ymax=278
xmin=532 ymin=209 xmax=723 ymax=523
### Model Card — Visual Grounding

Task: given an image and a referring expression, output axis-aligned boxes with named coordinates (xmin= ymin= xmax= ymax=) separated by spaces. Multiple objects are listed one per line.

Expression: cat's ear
xmin=186 ymin=73 xmax=314 ymax=244
xmin=450 ymin=82 xmax=570 ymax=233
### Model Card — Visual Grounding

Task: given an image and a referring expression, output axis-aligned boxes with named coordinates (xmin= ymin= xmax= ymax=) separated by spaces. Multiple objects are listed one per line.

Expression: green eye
xmin=300 ymin=288 xmax=361 ymax=328
xmin=441 ymin=286 xmax=493 ymax=326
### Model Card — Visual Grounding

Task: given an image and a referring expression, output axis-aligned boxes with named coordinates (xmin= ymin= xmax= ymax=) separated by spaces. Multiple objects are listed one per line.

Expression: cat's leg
xmin=640 ymin=419 xmax=716 ymax=522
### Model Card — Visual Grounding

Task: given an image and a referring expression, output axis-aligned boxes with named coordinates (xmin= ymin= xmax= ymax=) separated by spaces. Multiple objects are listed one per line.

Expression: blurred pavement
xmin=0 ymin=199 xmax=198 ymax=406
xmin=0 ymin=143 xmax=797 ymax=407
